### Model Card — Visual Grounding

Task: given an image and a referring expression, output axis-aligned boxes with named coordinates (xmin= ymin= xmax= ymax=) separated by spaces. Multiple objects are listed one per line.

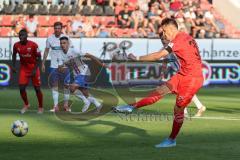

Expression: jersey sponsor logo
xmin=27 ymin=48 xmax=32 ymax=52
xmin=21 ymin=54 xmax=32 ymax=57
xmin=0 ymin=63 xmax=10 ymax=86
xmin=51 ymin=46 xmax=62 ymax=50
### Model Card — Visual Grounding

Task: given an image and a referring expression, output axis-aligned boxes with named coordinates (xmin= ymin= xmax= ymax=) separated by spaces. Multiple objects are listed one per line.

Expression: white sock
xmin=74 ymin=90 xmax=90 ymax=112
xmin=52 ymin=89 xmax=59 ymax=107
xmin=184 ymin=108 xmax=188 ymax=114
xmin=192 ymin=95 xmax=203 ymax=109
xmin=64 ymin=88 xmax=70 ymax=103
xmin=88 ymin=96 xmax=101 ymax=108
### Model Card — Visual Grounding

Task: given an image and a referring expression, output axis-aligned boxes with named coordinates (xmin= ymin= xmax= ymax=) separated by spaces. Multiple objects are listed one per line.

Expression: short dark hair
xmin=19 ymin=29 xmax=28 ymax=35
xmin=60 ymin=36 xmax=69 ymax=41
xmin=54 ymin=22 xmax=63 ymax=28
xmin=161 ymin=18 xmax=178 ymax=29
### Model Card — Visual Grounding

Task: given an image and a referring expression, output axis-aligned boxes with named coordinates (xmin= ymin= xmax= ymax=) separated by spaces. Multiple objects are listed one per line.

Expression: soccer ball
xmin=11 ymin=120 xmax=28 ymax=137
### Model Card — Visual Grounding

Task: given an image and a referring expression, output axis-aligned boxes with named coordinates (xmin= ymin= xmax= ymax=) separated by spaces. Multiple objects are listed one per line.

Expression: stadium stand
xmin=0 ymin=0 xmax=239 ymax=38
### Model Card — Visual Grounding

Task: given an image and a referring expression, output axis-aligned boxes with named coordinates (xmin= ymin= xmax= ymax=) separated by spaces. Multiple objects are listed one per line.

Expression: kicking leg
xmin=113 ymin=84 xmax=171 ymax=113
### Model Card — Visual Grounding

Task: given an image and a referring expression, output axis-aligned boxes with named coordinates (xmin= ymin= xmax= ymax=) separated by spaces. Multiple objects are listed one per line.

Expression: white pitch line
xmin=191 ymin=116 xmax=240 ymax=121
xmin=0 ymin=108 xmax=240 ymax=121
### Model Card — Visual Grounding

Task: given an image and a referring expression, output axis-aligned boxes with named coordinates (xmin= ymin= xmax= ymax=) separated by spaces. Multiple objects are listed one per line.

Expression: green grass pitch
xmin=0 ymin=87 xmax=240 ymax=160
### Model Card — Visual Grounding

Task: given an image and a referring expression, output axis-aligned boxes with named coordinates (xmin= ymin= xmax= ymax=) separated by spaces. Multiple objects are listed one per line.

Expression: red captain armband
xmin=164 ymin=42 xmax=173 ymax=53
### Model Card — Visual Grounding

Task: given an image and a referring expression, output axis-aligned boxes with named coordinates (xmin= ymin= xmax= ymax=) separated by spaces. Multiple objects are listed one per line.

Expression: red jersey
xmin=13 ymin=40 xmax=40 ymax=70
xmin=168 ymin=32 xmax=202 ymax=77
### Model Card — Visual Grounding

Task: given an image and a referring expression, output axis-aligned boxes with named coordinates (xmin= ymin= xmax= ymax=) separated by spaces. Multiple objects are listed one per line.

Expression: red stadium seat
xmin=49 ymin=16 xmax=60 ymax=26
xmin=37 ymin=16 xmax=49 ymax=27
xmin=93 ymin=16 xmax=101 ymax=25
xmin=38 ymin=27 xmax=49 ymax=37
xmin=60 ymin=16 xmax=72 ymax=26
xmin=0 ymin=15 xmax=14 ymax=27
xmin=47 ymin=27 xmax=54 ymax=36
xmin=0 ymin=27 xmax=13 ymax=36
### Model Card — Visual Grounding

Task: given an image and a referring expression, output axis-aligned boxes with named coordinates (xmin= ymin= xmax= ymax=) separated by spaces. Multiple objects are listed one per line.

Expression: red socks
xmin=169 ymin=109 xmax=184 ymax=139
xmin=36 ymin=91 xmax=43 ymax=108
xmin=20 ymin=90 xmax=29 ymax=106
xmin=132 ymin=91 xmax=163 ymax=108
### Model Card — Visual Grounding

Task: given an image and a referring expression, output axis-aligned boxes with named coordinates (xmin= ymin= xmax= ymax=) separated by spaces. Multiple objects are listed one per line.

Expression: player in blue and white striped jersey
xmin=58 ymin=36 xmax=103 ymax=113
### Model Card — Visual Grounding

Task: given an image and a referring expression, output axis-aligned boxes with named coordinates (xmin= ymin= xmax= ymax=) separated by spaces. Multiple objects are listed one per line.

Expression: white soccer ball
xmin=11 ymin=120 xmax=28 ymax=137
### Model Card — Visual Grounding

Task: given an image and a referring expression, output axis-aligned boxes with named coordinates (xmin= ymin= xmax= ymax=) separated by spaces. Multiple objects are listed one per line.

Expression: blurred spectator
xmin=204 ymin=7 xmax=214 ymax=20
xmin=63 ymin=20 xmax=73 ymax=35
xmin=0 ymin=0 xmax=9 ymax=11
xmin=192 ymin=14 xmax=205 ymax=38
xmin=137 ymin=0 xmax=149 ymax=14
xmin=71 ymin=14 xmax=83 ymax=35
xmin=114 ymin=0 xmax=123 ymax=15
xmin=71 ymin=26 xmax=86 ymax=38
xmin=204 ymin=18 xmax=219 ymax=38
xmin=148 ymin=18 xmax=159 ymax=34
xmin=219 ymin=30 xmax=228 ymax=38
xmin=125 ymin=0 xmax=137 ymax=10
xmin=40 ymin=0 xmax=48 ymax=5
xmin=13 ymin=15 xmax=25 ymax=36
xmin=117 ymin=3 xmax=132 ymax=28
xmin=109 ymin=27 xmax=119 ymax=37
xmin=11 ymin=0 xmax=24 ymax=6
xmin=0 ymin=0 xmax=235 ymax=38
xmin=82 ymin=18 xmax=93 ymax=37
xmin=61 ymin=0 xmax=77 ymax=5
xmin=96 ymin=25 xmax=110 ymax=38
xmin=147 ymin=4 xmax=161 ymax=19
xmin=89 ymin=24 xmax=99 ymax=37
xmin=131 ymin=27 xmax=146 ymax=38
xmin=131 ymin=5 xmax=147 ymax=30
xmin=145 ymin=27 xmax=158 ymax=38
xmin=184 ymin=8 xmax=196 ymax=19
xmin=51 ymin=0 xmax=59 ymax=5
xmin=78 ymin=0 xmax=91 ymax=7
xmin=169 ymin=0 xmax=182 ymax=12
xmin=25 ymin=15 xmax=38 ymax=37
xmin=183 ymin=16 xmax=195 ymax=34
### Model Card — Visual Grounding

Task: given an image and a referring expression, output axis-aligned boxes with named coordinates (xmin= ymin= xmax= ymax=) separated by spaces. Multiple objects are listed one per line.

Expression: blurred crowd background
xmin=0 ymin=0 xmax=239 ymax=38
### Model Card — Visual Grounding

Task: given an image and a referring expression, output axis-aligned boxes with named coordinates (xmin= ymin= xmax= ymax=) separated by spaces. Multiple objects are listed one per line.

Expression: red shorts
xmin=166 ymin=73 xmax=203 ymax=108
xmin=19 ymin=67 xmax=41 ymax=86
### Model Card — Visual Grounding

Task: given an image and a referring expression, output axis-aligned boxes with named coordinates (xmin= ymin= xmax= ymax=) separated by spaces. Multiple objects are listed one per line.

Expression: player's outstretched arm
xmin=139 ymin=49 xmax=169 ymax=61
xmin=85 ymin=53 xmax=106 ymax=68
xmin=42 ymin=48 xmax=49 ymax=72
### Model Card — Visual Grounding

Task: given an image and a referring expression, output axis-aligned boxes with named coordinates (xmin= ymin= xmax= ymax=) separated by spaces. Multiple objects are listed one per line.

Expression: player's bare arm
xmin=32 ymin=55 xmax=41 ymax=76
xmin=85 ymin=53 xmax=106 ymax=67
xmin=128 ymin=49 xmax=169 ymax=62
xmin=42 ymin=48 xmax=49 ymax=72
xmin=12 ymin=46 xmax=17 ymax=73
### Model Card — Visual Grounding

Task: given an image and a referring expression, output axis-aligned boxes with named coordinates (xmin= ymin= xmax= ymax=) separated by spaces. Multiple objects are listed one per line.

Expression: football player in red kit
xmin=113 ymin=18 xmax=204 ymax=147
xmin=12 ymin=29 xmax=43 ymax=114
